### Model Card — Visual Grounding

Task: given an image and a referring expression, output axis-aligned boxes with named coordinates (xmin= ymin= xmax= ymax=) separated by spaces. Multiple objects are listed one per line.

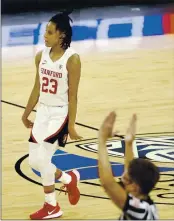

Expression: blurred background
xmin=2 ymin=0 xmax=174 ymax=49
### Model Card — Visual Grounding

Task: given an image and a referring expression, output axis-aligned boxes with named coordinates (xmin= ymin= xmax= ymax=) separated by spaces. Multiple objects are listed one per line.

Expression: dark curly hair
xmin=128 ymin=158 xmax=160 ymax=195
xmin=49 ymin=11 xmax=73 ymax=50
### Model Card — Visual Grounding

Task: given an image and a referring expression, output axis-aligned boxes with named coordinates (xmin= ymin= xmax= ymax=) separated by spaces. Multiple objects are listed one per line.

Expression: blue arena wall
xmin=2 ymin=8 xmax=174 ymax=47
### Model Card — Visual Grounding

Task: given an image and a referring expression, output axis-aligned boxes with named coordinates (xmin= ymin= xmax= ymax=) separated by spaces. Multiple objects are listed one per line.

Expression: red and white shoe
xmin=60 ymin=169 xmax=80 ymax=205
xmin=30 ymin=202 xmax=63 ymax=220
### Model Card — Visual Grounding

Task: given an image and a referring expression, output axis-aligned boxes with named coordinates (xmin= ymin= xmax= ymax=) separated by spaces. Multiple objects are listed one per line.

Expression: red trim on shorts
xmin=44 ymin=115 xmax=68 ymax=142
xmin=31 ymin=131 xmax=38 ymax=143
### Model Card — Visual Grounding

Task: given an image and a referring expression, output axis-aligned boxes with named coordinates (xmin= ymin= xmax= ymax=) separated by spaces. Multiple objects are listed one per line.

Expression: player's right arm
xmin=22 ymin=51 xmax=42 ymax=128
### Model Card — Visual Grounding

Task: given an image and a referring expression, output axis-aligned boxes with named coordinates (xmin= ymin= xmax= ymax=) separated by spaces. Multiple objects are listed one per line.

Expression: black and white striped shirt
xmin=119 ymin=194 xmax=159 ymax=220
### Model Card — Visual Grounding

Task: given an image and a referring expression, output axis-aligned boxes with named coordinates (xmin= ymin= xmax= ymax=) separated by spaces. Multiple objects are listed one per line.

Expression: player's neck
xmin=131 ymin=192 xmax=148 ymax=200
xmin=51 ymin=44 xmax=65 ymax=55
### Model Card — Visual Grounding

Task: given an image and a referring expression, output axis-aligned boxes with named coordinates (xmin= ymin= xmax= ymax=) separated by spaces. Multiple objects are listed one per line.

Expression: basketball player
xmin=22 ymin=11 xmax=82 ymax=219
xmin=98 ymin=112 xmax=160 ymax=220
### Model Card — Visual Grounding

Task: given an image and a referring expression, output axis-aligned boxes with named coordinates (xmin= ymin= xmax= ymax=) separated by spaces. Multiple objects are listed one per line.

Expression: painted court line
xmin=64 ymin=163 xmax=123 ymax=171
xmin=53 ymin=153 xmax=70 ymax=156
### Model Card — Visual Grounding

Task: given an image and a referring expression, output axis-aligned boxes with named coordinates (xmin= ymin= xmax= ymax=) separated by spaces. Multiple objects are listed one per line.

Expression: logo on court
xmin=76 ymin=136 xmax=174 ymax=163
xmin=16 ymin=134 xmax=174 ymax=205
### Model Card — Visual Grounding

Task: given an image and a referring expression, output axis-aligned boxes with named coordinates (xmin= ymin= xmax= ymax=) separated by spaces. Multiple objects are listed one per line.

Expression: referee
xmin=98 ymin=112 xmax=159 ymax=220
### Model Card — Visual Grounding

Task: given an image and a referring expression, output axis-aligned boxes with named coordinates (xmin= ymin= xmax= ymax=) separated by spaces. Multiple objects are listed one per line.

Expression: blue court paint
xmin=32 ymin=149 xmax=174 ymax=181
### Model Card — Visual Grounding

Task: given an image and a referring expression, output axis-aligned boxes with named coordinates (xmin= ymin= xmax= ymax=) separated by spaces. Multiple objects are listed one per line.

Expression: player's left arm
xmin=98 ymin=112 xmax=127 ymax=210
xmin=124 ymin=114 xmax=137 ymax=172
xmin=67 ymin=54 xmax=82 ymax=140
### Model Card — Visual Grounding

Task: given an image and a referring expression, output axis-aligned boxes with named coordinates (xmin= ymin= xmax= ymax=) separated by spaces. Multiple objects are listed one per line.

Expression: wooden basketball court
xmin=2 ymin=35 xmax=174 ymax=219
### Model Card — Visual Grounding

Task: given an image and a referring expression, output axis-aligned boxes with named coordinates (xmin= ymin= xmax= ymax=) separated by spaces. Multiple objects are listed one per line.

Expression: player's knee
xmin=28 ymin=154 xmax=40 ymax=171
xmin=37 ymin=151 xmax=50 ymax=168
xmin=28 ymin=152 xmax=50 ymax=172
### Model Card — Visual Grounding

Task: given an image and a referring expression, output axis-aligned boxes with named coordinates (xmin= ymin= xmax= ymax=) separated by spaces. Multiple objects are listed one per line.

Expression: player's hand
xmin=22 ymin=116 xmax=34 ymax=128
xmin=68 ymin=126 xmax=83 ymax=140
xmin=125 ymin=114 xmax=137 ymax=144
xmin=99 ymin=111 xmax=117 ymax=142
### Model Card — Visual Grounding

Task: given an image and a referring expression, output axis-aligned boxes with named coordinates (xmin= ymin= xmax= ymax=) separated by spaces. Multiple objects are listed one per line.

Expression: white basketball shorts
xmin=29 ymin=103 xmax=68 ymax=147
